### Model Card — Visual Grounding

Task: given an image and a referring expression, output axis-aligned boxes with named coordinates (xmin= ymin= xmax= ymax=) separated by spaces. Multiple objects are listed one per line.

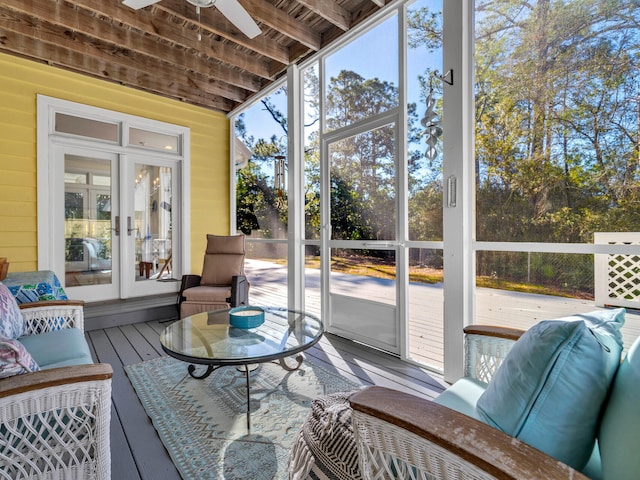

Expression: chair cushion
xmin=476 ymin=309 xmax=625 ymax=470
xmin=598 ymin=335 xmax=640 ymax=479
xmin=18 ymin=328 xmax=93 ymax=369
xmin=201 ymin=256 xmax=244 ymax=286
xmin=182 ymin=285 xmax=231 ymax=302
xmin=204 ymin=234 xmax=246 ymax=255
xmin=0 ymin=282 xmax=25 ymax=339
xmin=433 ymin=377 xmax=486 ymax=420
xmin=200 ymin=235 xmax=245 ymax=286
xmin=0 ymin=336 xmax=39 ymax=378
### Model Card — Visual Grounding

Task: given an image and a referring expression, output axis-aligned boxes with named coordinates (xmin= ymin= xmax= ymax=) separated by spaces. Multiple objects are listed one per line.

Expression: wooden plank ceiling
xmin=0 ymin=0 xmax=388 ymax=113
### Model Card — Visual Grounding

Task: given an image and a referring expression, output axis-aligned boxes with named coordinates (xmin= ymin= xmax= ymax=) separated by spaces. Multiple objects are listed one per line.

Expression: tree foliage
xmin=476 ymin=0 xmax=640 ymax=246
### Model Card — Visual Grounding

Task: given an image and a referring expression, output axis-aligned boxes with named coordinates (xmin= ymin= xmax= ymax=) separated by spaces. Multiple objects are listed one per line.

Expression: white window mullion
xmin=287 ymin=64 xmax=305 ymax=312
xmin=397 ymin=2 xmax=409 ymax=361
xmin=442 ymin=0 xmax=476 ymax=383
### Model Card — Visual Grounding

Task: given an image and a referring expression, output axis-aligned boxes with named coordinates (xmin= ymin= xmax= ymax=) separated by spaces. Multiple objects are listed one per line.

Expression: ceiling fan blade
xmin=214 ymin=0 xmax=261 ymax=39
xmin=123 ymin=0 xmax=161 ymax=9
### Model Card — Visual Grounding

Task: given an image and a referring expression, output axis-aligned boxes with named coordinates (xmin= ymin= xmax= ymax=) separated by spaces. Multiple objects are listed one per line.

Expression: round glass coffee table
xmin=160 ymin=306 xmax=324 ymax=428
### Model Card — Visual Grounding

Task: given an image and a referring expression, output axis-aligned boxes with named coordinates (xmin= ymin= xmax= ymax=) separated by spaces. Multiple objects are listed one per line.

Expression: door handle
xmin=127 ymin=216 xmax=137 ymax=236
xmin=113 ymin=216 xmax=120 ymax=236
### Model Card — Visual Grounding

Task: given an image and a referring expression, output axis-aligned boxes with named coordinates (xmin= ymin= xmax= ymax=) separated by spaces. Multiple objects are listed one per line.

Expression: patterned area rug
xmin=125 ymin=356 xmax=361 ymax=480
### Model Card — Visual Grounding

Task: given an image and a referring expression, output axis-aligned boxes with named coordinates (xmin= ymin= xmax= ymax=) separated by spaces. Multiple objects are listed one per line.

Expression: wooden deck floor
xmin=87 ymin=316 xmax=446 ymax=480
xmin=245 ymin=259 xmax=640 ymax=371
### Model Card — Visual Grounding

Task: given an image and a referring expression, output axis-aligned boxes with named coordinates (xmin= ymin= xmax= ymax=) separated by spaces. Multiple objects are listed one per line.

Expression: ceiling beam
xmin=321 ymin=1 xmax=383 ymax=47
xmin=294 ymin=0 xmax=351 ymax=31
xmin=151 ymin=0 xmax=290 ymax=65
xmin=62 ymin=0 xmax=275 ymax=79
xmin=0 ymin=30 xmax=235 ymax=111
xmin=0 ymin=9 xmax=241 ymax=109
xmin=238 ymin=0 xmax=321 ymax=51
xmin=2 ymin=0 xmax=263 ymax=93
xmin=0 ymin=0 xmax=385 ymax=114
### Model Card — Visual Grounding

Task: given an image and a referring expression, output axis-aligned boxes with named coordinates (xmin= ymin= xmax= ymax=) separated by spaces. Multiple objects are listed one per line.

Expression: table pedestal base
xmin=186 ymin=354 xmax=306 ymax=430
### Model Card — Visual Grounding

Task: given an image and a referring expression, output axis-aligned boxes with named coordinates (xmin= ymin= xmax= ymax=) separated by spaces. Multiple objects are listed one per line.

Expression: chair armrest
xmin=19 ymin=300 xmax=85 ymax=334
xmin=349 ymin=386 xmax=588 ymax=480
xmin=0 ymin=364 xmax=113 ymax=479
xmin=463 ymin=325 xmax=524 ymax=383
xmin=229 ymin=275 xmax=249 ymax=307
xmin=463 ymin=325 xmax=525 ymax=341
xmin=179 ymin=274 xmax=202 ymax=301
xmin=0 ymin=363 xmax=112 ymax=397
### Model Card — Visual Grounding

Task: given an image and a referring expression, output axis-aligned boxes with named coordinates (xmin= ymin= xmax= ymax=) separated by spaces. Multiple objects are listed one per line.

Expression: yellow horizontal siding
xmin=0 ymin=52 xmax=230 ymax=275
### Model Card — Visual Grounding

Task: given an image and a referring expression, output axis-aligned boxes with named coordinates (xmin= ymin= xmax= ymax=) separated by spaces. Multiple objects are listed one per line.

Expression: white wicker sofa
xmin=291 ymin=309 xmax=640 ymax=479
xmin=0 ymin=287 xmax=112 ymax=480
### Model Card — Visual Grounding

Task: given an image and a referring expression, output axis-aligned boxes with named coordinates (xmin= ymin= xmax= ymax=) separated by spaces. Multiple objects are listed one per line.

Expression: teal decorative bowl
xmin=229 ymin=306 xmax=265 ymax=329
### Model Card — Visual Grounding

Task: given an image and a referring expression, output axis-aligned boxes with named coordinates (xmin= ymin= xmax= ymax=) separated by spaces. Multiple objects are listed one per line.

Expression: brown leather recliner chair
xmin=178 ymin=234 xmax=249 ymax=318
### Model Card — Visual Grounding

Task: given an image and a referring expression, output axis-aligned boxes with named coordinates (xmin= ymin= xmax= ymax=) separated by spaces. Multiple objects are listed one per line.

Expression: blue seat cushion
xmin=18 ymin=328 xmax=93 ymax=369
xmin=433 ymin=377 xmax=486 ymax=421
xmin=598 ymin=335 xmax=640 ymax=479
xmin=476 ymin=309 xmax=625 ymax=470
xmin=581 ymin=441 xmax=603 ymax=480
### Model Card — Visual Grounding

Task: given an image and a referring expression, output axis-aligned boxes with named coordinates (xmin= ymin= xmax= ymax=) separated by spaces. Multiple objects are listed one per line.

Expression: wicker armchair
xmin=0 ymin=300 xmax=113 ymax=480
xmin=349 ymin=326 xmax=587 ymax=480
xmin=290 ymin=325 xmax=590 ymax=480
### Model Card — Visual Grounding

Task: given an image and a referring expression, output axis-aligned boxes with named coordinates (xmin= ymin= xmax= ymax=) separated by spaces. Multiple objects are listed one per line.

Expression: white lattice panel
xmin=464 ymin=334 xmax=516 ymax=384
xmin=595 ymin=232 xmax=640 ymax=308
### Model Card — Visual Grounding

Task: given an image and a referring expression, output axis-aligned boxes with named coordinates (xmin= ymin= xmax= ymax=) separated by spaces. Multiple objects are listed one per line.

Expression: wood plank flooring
xmin=87 ymin=317 xmax=446 ymax=480
xmin=246 ymin=259 xmax=640 ymax=369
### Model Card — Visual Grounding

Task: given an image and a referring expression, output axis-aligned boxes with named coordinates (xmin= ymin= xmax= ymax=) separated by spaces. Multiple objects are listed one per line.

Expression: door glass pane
xmin=329 ymin=124 xmax=397 ymax=241
xmin=330 ymin=248 xmax=396 ymax=305
xmin=129 ymin=128 xmax=180 ymax=154
xmin=64 ymin=156 xmax=112 ymax=287
xmin=55 ymin=113 xmax=118 ymax=142
xmin=329 ymin=247 xmax=398 ymax=353
xmin=134 ymin=164 xmax=173 ymax=282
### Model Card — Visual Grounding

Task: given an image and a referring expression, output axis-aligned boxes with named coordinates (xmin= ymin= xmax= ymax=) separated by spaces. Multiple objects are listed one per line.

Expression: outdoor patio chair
xmin=0 ymin=295 xmax=113 ymax=479
xmin=178 ymin=234 xmax=249 ymax=318
xmin=291 ymin=309 xmax=639 ymax=479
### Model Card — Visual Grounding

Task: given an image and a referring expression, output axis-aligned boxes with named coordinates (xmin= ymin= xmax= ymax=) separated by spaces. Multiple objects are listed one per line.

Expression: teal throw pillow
xmin=476 ymin=309 xmax=625 ymax=470
xmin=598 ymin=335 xmax=640 ymax=479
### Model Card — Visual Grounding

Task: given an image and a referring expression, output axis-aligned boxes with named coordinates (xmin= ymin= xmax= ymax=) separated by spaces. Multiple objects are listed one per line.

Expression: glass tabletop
xmin=160 ymin=306 xmax=324 ymax=365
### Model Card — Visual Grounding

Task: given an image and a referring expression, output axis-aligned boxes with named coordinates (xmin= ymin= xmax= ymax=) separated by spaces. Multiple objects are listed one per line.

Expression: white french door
xmin=54 ymin=145 xmax=180 ymax=302
xmin=56 ymin=146 xmax=120 ymax=301
xmin=120 ymin=154 xmax=180 ymax=298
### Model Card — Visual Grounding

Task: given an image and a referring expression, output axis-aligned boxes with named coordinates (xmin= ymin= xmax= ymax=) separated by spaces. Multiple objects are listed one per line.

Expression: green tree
xmin=476 ymin=0 xmax=640 ymax=242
